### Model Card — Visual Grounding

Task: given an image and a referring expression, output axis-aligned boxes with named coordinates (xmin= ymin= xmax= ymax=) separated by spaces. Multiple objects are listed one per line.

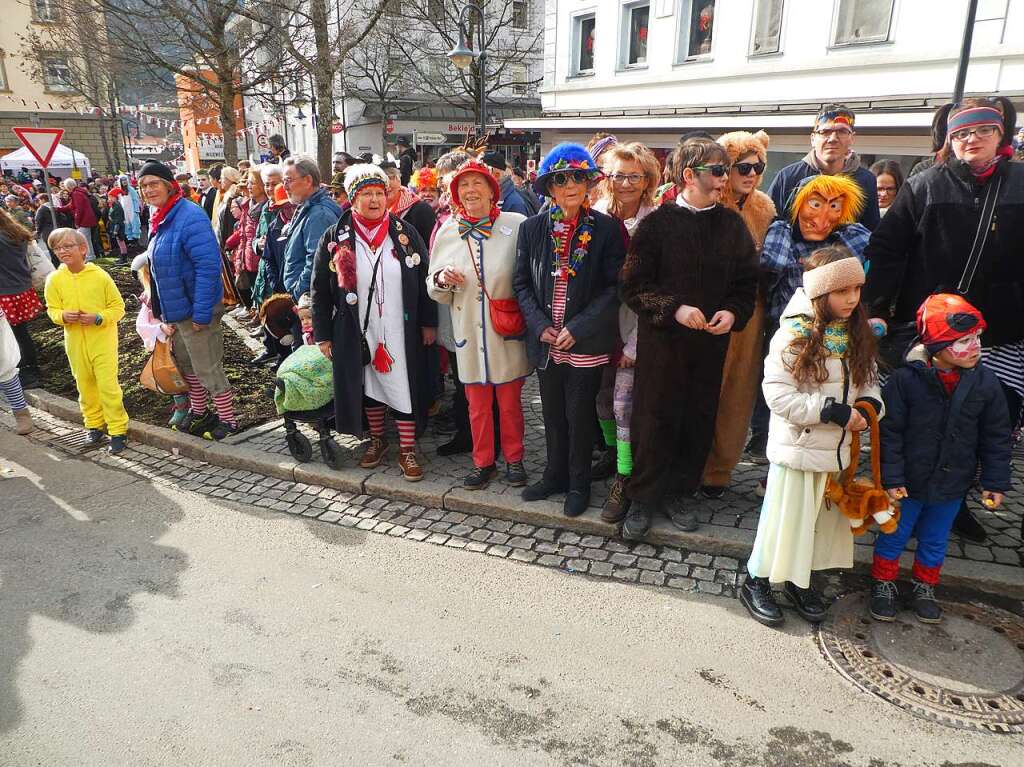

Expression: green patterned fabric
xmin=273 ymin=345 xmax=334 ymax=414
xmin=783 ymin=315 xmax=850 ymax=358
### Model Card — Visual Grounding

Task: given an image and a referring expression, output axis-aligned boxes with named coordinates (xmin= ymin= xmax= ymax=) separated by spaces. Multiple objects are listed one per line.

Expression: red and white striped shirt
xmin=549 ymin=217 xmax=609 ymax=369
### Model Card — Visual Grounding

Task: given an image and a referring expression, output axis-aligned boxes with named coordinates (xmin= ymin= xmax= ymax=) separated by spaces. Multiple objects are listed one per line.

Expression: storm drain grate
xmin=46 ymin=431 xmax=106 ymax=456
xmin=819 ymin=592 xmax=1024 ymax=733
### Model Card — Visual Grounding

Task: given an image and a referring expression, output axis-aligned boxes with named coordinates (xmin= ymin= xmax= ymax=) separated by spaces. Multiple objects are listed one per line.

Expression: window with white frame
xmin=620 ymin=2 xmax=650 ymax=68
xmin=511 ymin=64 xmax=528 ymax=95
xmin=677 ymin=0 xmax=715 ymax=61
xmin=44 ymin=56 xmax=73 ymax=91
xmin=512 ymin=0 xmax=528 ymax=30
xmin=571 ymin=13 xmax=596 ymax=76
xmin=750 ymin=0 xmax=784 ymax=55
xmin=831 ymin=0 xmax=894 ymax=46
xmin=32 ymin=0 xmax=59 ymax=23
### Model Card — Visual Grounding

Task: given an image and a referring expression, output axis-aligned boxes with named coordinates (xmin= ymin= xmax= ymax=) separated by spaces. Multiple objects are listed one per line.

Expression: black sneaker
xmin=700 ymin=485 xmax=726 ymax=499
xmin=745 ymin=433 xmax=768 ymax=464
xmin=621 ymin=502 xmax=653 ymax=541
xmin=438 ymin=434 xmax=473 ymax=456
xmin=869 ymin=579 xmax=899 ymax=622
xmin=108 ymin=435 xmax=128 ymax=455
xmin=85 ymin=428 xmax=105 ymax=445
xmin=174 ymin=409 xmax=216 ymax=436
xmin=740 ymin=575 xmax=784 ymax=627
xmin=563 ymin=490 xmax=590 ymax=518
xmin=910 ymin=580 xmax=942 ymax=623
xmin=505 ymin=461 xmax=528 ymax=487
xmin=782 ymin=581 xmax=828 ymax=623
xmin=522 ymin=479 xmax=568 ymax=502
xmin=464 ymin=464 xmax=496 ymax=490
xmin=203 ymin=418 xmax=240 ymax=441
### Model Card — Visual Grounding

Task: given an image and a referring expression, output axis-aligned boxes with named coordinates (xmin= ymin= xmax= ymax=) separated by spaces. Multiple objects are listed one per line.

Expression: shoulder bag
xmin=466 ymin=241 xmax=525 ymax=337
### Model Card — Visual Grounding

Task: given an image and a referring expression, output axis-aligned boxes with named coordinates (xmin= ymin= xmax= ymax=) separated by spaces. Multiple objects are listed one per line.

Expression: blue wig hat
xmin=533 ymin=142 xmax=602 ymax=195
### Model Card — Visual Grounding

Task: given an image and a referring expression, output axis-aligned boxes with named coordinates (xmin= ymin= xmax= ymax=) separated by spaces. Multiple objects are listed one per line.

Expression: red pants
xmin=465 ymin=379 xmax=525 ymax=468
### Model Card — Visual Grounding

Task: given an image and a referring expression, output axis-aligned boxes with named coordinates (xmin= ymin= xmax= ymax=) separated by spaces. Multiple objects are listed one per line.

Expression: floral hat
xmin=532 ymin=143 xmax=603 ymax=195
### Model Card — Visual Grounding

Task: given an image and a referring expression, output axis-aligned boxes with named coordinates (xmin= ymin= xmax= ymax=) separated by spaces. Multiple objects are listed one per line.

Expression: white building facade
xmin=507 ymin=0 xmax=1024 ymax=173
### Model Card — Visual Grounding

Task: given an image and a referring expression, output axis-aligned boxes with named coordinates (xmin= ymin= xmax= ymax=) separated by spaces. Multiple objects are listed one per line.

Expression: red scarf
xmin=387 ymin=186 xmax=420 ymax=217
xmin=149 ymin=181 xmax=184 ymax=235
xmin=352 ymin=210 xmax=390 ymax=251
xmin=969 ymin=145 xmax=1013 ymax=183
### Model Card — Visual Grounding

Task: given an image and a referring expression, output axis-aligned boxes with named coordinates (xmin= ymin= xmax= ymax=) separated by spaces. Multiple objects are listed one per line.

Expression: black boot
xmin=740 ymin=575 xmax=784 ymax=627
xmin=869 ymin=579 xmax=899 ymax=622
xmin=621 ymin=502 xmax=652 ymax=541
xmin=590 ymin=447 xmax=616 ymax=481
xmin=910 ymin=580 xmax=943 ymax=624
xmin=782 ymin=581 xmax=828 ymax=623
xmin=438 ymin=433 xmax=473 ymax=456
xmin=952 ymin=502 xmax=987 ymax=543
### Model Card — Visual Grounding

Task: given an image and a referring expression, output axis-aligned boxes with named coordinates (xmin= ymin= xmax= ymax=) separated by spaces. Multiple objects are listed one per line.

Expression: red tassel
xmin=372 ymin=342 xmax=395 ymax=373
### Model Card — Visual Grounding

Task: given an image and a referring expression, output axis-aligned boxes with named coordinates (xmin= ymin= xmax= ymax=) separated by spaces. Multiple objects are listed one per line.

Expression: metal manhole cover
xmin=47 ymin=432 xmax=105 ymax=455
xmin=819 ymin=592 xmax=1024 ymax=733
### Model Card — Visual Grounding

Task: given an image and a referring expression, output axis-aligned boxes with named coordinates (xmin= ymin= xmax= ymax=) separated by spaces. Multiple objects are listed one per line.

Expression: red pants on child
xmin=465 ymin=379 xmax=525 ymax=468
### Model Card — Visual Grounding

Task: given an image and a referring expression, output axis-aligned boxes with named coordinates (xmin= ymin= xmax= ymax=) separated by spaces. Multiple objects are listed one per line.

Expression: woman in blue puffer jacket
xmin=140 ymin=160 xmax=237 ymax=441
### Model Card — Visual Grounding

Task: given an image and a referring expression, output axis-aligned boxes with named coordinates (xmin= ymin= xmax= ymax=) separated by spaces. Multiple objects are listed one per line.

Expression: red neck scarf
xmin=149 ymin=181 xmax=184 ymax=235
xmin=968 ymin=144 xmax=1013 ymax=183
xmin=387 ymin=186 xmax=420 ymax=217
xmin=352 ymin=210 xmax=390 ymax=251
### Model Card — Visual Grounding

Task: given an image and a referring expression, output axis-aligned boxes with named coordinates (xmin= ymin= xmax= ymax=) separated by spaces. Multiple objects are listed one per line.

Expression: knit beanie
xmin=916 ymin=293 xmax=986 ymax=354
xmin=138 ymin=161 xmax=175 ymax=184
xmin=343 ymin=163 xmax=388 ymax=199
xmin=802 ymin=257 xmax=865 ymax=300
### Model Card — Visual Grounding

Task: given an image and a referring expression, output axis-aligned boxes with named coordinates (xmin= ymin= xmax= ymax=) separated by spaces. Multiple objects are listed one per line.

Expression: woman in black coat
xmin=512 ymin=143 xmax=626 ymax=517
xmin=311 ymin=164 xmax=437 ymax=482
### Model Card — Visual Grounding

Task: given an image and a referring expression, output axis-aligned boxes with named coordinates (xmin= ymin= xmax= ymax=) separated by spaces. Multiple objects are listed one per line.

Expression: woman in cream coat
xmin=428 ymin=159 xmax=530 ymax=490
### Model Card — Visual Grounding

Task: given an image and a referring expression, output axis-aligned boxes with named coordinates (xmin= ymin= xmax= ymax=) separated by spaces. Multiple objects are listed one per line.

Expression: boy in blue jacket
xmin=871 ymin=294 xmax=1011 ymax=624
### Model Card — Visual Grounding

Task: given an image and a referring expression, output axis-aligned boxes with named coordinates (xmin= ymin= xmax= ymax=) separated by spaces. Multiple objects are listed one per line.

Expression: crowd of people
xmin=1 ymin=98 xmax=1022 ymax=628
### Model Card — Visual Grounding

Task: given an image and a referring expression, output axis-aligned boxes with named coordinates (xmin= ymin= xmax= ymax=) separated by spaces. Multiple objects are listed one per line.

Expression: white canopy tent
xmin=0 ymin=143 xmax=92 ymax=179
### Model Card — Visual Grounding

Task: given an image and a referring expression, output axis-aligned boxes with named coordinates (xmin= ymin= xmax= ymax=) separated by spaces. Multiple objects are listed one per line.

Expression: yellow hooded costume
xmin=44 ymin=263 xmax=129 ymax=435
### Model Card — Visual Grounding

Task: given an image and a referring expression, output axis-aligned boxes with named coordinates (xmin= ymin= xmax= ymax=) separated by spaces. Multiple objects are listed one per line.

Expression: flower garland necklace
xmin=549 ymin=203 xmax=595 ymax=280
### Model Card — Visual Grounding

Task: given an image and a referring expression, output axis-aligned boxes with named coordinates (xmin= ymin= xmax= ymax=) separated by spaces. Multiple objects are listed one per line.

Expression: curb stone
xmin=20 ymin=388 xmax=1024 ymax=599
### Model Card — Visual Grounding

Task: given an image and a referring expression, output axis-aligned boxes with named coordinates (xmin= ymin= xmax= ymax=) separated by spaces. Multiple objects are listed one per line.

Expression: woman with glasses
xmin=512 ymin=143 xmax=626 ymax=518
xmin=618 ymin=137 xmax=758 ymax=540
xmin=864 ymin=96 xmax=1024 ymax=543
xmin=869 ymin=160 xmax=904 ymax=217
xmin=701 ymin=131 xmax=778 ymax=499
xmin=589 ymin=142 xmax=659 ymax=524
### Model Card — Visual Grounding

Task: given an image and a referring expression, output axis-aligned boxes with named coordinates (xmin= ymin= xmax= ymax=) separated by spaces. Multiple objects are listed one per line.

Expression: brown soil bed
xmin=27 ymin=261 xmax=277 ymax=430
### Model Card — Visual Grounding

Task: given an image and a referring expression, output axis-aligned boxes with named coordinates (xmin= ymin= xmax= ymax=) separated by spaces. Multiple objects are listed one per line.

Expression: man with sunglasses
xmin=767 ymin=105 xmax=880 ymax=231
xmin=619 ymin=138 xmax=758 ymax=540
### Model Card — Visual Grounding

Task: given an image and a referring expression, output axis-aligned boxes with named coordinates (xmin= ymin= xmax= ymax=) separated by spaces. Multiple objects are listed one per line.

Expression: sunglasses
xmin=734 ymin=161 xmax=766 ymax=176
xmin=691 ymin=164 xmax=729 ymax=177
xmin=549 ymin=170 xmax=591 ymax=186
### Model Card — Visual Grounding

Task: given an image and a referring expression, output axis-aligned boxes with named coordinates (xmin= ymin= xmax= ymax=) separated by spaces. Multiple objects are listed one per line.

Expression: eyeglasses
xmin=691 ymin=164 xmax=729 ymax=177
xmin=733 ymin=161 xmax=765 ymax=176
xmin=53 ymin=243 xmax=80 ymax=252
xmin=813 ymin=128 xmax=853 ymax=139
xmin=608 ymin=173 xmax=645 ymax=186
xmin=549 ymin=170 xmax=591 ymax=186
xmin=949 ymin=125 xmax=1000 ymax=143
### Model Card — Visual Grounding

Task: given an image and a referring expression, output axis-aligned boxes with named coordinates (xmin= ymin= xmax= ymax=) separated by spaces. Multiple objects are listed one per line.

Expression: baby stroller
xmin=263 ymin=295 xmax=344 ymax=469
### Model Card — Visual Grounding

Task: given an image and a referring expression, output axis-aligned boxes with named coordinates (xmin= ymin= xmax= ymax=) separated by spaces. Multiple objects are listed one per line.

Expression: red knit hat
xmin=916 ymin=293 xmax=986 ymax=354
xmin=448 ymin=159 xmax=500 ymax=211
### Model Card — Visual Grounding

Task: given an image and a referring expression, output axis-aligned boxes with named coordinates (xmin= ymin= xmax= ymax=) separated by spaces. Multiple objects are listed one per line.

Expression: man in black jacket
xmin=513 ymin=142 xmax=625 ymax=518
xmin=197 ymin=170 xmax=217 ymax=220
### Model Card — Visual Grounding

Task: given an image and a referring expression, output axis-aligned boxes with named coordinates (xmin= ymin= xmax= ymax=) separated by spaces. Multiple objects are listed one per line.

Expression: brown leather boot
xmin=398 ymin=447 xmax=423 ymax=482
xmin=360 ymin=436 xmax=388 ymax=468
xmin=13 ymin=408 xmax=34 ymax=436
xmin=601 ymin=474 xmax=631 ymax=523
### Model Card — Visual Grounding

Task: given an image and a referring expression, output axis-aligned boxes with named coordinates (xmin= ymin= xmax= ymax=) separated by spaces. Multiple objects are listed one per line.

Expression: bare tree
xmin=391 ymin=0 xmax=543 ymax=126
xmin=18 ymin=0 xmax=127 ymax=172
xmin=248 ymin=0 xmax=389 ymax=178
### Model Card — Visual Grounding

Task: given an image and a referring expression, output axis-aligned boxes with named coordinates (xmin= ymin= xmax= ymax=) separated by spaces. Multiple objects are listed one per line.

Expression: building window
xmin=620 ymin=2 xmax=650 ymax=68
xmin=678 ymin=0 xmax=715 ymax=61
xmin=512 ymin=0 xmax=528 ymax=30
xmin=511 ymin=64 xmax=528 ymax=95
xmin=750 ymin=0 xmax=784 ymax=55
xmin=571 ymin=13 xmax=596 ymax=76
xmin=831 ymin=0 xmax=894 ymax=46
xmin=32 ymin=0 xmax=59 ymax=23
xmin=44 ymin=56 xmax=73 ymax=92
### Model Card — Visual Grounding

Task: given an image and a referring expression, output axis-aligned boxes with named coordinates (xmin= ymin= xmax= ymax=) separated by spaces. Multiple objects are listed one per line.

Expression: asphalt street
xmin=0 ymin=430 xmax=1020 ymax=766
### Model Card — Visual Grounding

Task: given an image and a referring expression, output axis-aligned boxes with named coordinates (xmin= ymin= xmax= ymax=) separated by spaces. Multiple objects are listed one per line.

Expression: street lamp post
xmin=952 ymin=0 xmax=979 ymax=103
xmin=447 ymin=2 xmax=488 ymax=137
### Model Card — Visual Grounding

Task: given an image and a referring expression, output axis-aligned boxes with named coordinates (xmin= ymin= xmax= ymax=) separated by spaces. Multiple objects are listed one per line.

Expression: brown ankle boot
xmin=13 ymin=408 xmax=34 ymax=436
xmin=360 ymin=435 xmax=388 ymax=468
xmin=398 ymin=447 xmax=423 ymax=482
xmin=601 ymin=474 xmax=631 ymax=523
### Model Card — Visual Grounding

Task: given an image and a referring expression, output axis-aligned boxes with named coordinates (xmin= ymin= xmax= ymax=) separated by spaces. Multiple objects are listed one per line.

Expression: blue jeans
xmin=873 ymin=497 xmax=961 ymax=572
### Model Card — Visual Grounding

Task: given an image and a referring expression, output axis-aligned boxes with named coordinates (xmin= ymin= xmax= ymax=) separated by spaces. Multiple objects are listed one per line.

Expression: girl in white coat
xmin=742 ymin=247 xmax=882 ymax=628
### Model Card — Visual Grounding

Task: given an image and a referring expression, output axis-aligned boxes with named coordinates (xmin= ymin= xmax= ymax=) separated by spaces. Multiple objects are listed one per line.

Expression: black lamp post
xmin=447 ymin=1 xmax=488 ymax=136
xmin=952 ymin=0 xmax=979 ymax=103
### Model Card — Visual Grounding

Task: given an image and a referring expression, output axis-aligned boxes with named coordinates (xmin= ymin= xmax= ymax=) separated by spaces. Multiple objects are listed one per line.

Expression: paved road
xmin=0 ymin=430 xmax=1019 ymax=766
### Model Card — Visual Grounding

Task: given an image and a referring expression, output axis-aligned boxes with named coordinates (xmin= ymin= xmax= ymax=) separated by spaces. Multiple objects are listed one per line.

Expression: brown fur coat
xmin=717 ymin=130 xmax=777 ymax=249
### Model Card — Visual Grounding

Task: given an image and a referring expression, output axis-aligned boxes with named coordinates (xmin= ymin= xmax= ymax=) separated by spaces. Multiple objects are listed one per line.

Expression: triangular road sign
xmin=12 ymin=127 xmax=65 ymax=168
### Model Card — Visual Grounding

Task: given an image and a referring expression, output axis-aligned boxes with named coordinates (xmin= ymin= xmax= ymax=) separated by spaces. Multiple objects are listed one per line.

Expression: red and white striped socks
xmin=365 ymin=405 xmax=386 ymax=437
xmin=396 ymin=419 xmax=416 ymax=450
xmin=183 ymin=374 xmax=208 ymax=414
xmin=212 ymin=390 xmax=236 ymax=427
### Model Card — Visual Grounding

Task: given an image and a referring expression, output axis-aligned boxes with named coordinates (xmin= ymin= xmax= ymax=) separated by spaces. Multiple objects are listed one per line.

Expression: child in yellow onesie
xmin=44 ymin=227 xmax=129 ymax=454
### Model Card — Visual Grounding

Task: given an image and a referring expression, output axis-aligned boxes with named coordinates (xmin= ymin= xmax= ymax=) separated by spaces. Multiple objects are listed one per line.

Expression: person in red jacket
xmin=55 ymin=179 xmax=99 ymax=261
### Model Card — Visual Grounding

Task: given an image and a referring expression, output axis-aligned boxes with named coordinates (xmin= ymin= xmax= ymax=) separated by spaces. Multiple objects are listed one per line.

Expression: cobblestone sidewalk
xmin=232 ymin=375 xmax=1024 ymax=570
